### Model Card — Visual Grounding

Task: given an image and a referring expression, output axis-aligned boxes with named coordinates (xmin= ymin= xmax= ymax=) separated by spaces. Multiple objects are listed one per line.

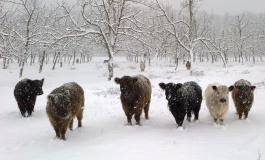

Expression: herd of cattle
xmin=13 ymin=75 xmax=256 ymax=140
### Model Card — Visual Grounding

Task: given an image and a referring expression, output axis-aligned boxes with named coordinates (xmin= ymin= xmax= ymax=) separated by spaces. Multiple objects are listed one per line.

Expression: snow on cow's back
xmin=134 ymin=75 xmax=150 ymax=84
xmin=50 ymin=82 xmax=84 ymax=95
xmin=134 ymin=74 xmax=152 ymax=91
xmin=14 ymin=78 xmax=30 ymax=89
xmin=62 ymin=82 xmax=80 ymax=89
xmin=204 ymin=83 xmax=230 ymax=99
xmin=182 ymin=81 xmax=202 ymax=100
xmin=20 ymin=78 xmax=29 ymax=83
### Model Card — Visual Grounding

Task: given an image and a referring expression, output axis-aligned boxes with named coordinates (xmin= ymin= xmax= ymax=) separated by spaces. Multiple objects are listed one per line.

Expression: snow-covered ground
xmin=0 ymin=57 xmax=264 ymax=160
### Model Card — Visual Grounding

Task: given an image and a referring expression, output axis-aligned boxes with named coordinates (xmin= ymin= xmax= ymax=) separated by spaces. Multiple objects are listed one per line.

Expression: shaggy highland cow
xmin=46 ymin=82 xmax=84 ymax=140
xmin=114 ymin=75 xmax=152 ymax=126
xmin=159 ymin=81 xmax=202 ymax=127
xmin=204 ymin=83 xmax=234 ymax=125
xmin=14 ymin=78 xmax=44 ymax=117
xmin=232 ymin=79 xmax=256 ymax=119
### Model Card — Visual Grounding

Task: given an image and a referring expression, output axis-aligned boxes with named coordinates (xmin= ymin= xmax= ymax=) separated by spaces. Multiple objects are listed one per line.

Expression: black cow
xmin=14 ymin=78 xmax=44 ymax=117
xmin=159 ymin=81 xmax=202 ymax=127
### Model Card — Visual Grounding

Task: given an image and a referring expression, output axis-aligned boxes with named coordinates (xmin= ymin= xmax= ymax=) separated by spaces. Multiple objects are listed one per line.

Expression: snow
xmin=0 ymin=57 xmax=264 ymax=160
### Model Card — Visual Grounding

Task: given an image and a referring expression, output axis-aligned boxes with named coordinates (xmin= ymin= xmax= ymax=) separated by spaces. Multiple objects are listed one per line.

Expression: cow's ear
xmin=251 ymin=86 xmax=256 ymax=91
xmin=41 ymin=78 xmax=44 ymax=86
xmin=159 ymin=83 xmax=166 ymax=90
xmin=176 ymin=83 xmax=182 ymax=90
xmin=228 ymin=85 xmax=234 ymax=92
xmin=133 ymin=77 xmax=138 ymax=84
xmin=114 ymin=77 xmax=120 ymax=84
xmin=47 ymin=94 xmax=54 ymax=103
xmin=212 ymin=86 xmax=218 ymax=91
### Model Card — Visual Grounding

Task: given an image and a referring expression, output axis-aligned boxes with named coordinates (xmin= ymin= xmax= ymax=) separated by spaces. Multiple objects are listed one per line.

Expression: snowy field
xmin=0 ymin=57 xmax=264 ymax=160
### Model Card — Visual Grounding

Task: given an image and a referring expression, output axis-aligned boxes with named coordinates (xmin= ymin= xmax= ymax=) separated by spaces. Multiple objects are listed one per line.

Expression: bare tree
xmin=230 ymin=14 xmax=250 ymax=64
xmin=4 ymin=0 xmax=46 ymax=77
xmin=154 ymin=0 xmax=213 ymax=68
xmin=201 ymin=30 xmax=229 ymax=67
xmin=56 ymin=0 xmax=147 ymax=80
xmin=0 ymin=1 xmax=12 ymax=69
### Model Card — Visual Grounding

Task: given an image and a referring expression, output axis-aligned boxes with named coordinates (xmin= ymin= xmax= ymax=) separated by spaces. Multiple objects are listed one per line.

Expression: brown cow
xmin=232 ymin=79 xmax=256 ymax=119
xmin=46 ymin=82 xmax=85 ymax=140
xmin=186 ymin=61 xmax=191 ymax=70
xmin=114 ymin=75 xmax=152 ymax=126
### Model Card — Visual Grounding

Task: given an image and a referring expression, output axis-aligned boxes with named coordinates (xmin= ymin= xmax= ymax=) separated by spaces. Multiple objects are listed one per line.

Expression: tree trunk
xmin=252 ymin=49 xmax=255 ymax=64
xmin=19 ymin=60 xmax=25 ymax=77
xmin=53 ymin=52 xmax=56 ymax=63
xmin=175 ymin=55 xmax=179 ymax=70
xmin=3 ymin=58 xmax=7 ymax=69
xmin=68 ymin=56 xmax=72 ymax=65
xmin=19 ymin=51 xmax=28 ymax=77
xmin=108 ymin=58 xmax=113 ymax=81
xmin=220 ymin=52 xmax=227 ymax=68
xmin=45 ymin=53 xmax=49 ymax=64
xmin=52 ymin=52 xmax=60 ymax=70
xmin=148 ymin=54 xmax=151 ymax=66
xmin=190 ymin=49 xmax=195 ymax=63
xmin=72 ymin=51 xmax=76 ymax=66
xmin=39 ymin=50 xmax=45 ymax=73
xmin=30 ymin=54 xmax=33 ymax=66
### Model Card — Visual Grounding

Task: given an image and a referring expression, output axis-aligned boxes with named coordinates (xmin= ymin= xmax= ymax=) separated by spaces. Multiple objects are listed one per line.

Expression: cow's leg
xmin=193 ymin=105 xmax=201 ymax=121
xmin=54 ymin=127 xmax=60 ymax=139
xmin=77 ymin=109 xmax=84 ymax=128
xmin=186 ymin=109 xmax=192 ymax=122
xmin=214 ymin=118 xmax=218 ymax=123
xmin=125 ymin=112 xmax=132 ymax=126
xmin=238 ymin=108 xmax=243 ymax=119
xmin=219 ymin=119 xmax=224 ymax=125
xmin=135 ymin=114 xmax=141 ymax=126
xmin=61 ymin=128 xmax=67 ymax=140
xmin=69 ymin=118 xmax=74 ymax=130
xmin=61 ymin=122 xmax=70 ymax=140
xmin=30 ymin=96 xmax=37 ymax=112
xmin=144 ymin=101 xmax=150 ymax=120
xmin=26 ymin=103 xmax=34 ymax=117
xmin=244 ymin=110 xmax=249 ymax=119
xmin=176 ymin=114 xmax=185 ymax=127
xmin=17 ymin=101 xmax=27 ymax=117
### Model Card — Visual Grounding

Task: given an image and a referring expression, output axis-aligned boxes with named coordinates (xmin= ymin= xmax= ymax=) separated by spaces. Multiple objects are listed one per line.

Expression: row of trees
xmin=1 ymin=0 xmax=265 ymax=79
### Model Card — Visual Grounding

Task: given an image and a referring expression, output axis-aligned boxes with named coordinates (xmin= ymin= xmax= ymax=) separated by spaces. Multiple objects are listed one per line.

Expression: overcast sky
xmin=43 ymin=0 xmax=265 ymax=16
xmin=165 ymin=0 xmax=265 ymax=15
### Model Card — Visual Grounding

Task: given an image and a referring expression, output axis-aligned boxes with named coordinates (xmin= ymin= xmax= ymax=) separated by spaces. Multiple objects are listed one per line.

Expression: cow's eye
xmin=121 ymin=86 xmax=127 ymax=91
